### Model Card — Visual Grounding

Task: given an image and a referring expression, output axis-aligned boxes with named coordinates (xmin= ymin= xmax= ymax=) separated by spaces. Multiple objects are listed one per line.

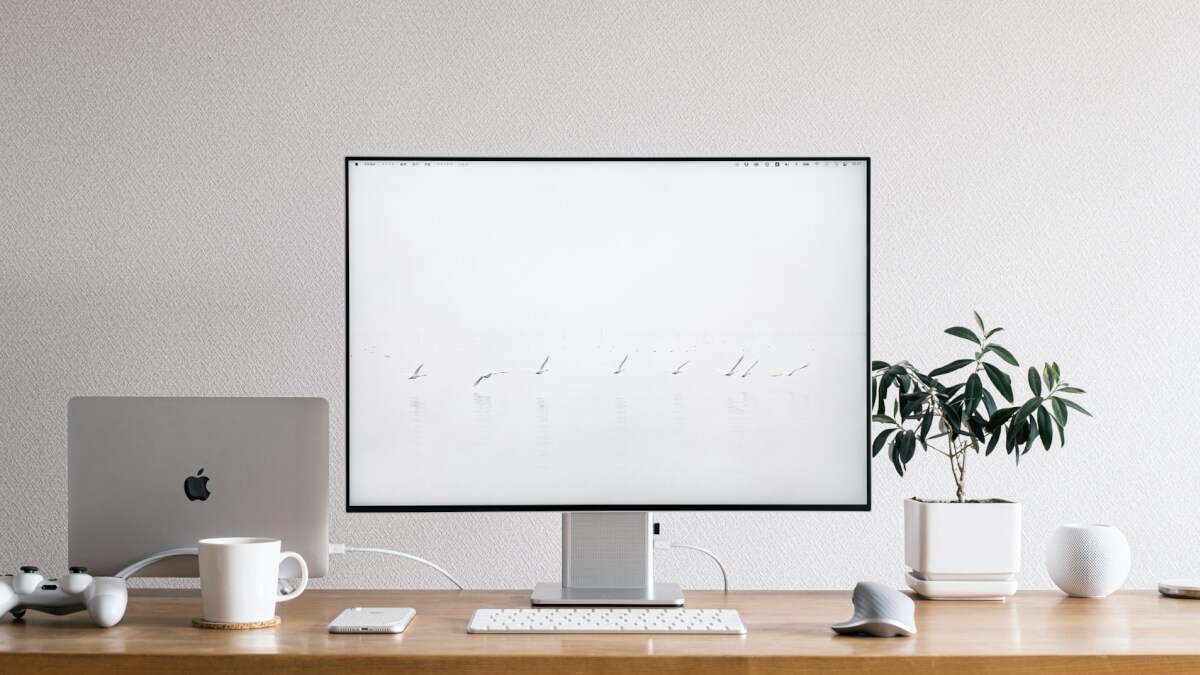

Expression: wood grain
xmin=2 ymin=589 xmax=1199 ymax=674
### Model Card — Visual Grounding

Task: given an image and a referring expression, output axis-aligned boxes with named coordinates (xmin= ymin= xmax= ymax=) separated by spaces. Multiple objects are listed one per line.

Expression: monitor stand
xmin=530 ymin=512 xmax=685 ymax=607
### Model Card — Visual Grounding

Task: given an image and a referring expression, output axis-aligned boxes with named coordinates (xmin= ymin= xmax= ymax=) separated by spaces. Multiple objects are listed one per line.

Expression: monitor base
xmin=530 ymin=582 xmax=685 ymax=607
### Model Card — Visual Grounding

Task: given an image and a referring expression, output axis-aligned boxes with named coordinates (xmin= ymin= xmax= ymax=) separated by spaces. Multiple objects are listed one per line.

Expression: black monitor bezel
xmin=345 ymin=157 xmax=871 ymax=513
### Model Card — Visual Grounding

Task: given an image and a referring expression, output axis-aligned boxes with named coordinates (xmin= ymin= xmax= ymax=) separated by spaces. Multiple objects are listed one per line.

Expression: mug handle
xmin=275 ymin=551 xmax=308 ymax=602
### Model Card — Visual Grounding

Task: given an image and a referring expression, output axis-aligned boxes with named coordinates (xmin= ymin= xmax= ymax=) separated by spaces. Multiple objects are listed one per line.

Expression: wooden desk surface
xmin=2 ymin=589 xmax=1199 ymax=673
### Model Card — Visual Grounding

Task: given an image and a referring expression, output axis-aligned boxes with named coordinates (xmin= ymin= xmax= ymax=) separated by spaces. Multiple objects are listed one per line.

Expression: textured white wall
xmin=2 ymin=0 xmax=1198 ymax=591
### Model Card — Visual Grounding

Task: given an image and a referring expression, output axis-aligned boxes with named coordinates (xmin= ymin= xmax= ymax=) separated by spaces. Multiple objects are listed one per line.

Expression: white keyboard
xmin=467 ymin=608 xmax=747 ymax=634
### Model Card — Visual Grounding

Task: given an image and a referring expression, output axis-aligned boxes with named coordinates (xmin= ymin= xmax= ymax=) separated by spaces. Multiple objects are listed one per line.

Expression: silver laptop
xmin=68 ymin=397 xmax=329 ymax=577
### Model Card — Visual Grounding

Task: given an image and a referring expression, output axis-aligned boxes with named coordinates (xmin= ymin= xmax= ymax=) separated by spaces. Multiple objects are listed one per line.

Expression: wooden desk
xmin=2 ymin=589 xmax=1199 ymax=673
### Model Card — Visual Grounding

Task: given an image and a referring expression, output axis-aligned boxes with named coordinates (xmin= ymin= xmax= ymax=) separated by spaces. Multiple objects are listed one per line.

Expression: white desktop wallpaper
xmin=3 ymin=0 xmax=1200 ymax=591
xmin=349 ymin=161 xmax=866 ymax=507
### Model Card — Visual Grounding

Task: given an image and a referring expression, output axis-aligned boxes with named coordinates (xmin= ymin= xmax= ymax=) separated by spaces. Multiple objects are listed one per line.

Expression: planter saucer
xmin=904 ymin=572 xmax=1016 ymax=601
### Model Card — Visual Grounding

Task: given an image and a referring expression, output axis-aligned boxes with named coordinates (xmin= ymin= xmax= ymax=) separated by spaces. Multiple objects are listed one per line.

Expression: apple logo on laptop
xmin=184 ymin=468 xmax=211 ymax=501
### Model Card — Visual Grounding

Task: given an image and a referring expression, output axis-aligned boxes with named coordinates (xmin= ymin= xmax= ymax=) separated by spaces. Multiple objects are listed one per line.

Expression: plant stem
xmin=951 ymin=356 xmax=989 ymax=503
xmin=948 ymin=440 xmax=959 ymax=498
xmin=957 ymin=441 xmax=966 ymax=502
xmin=948 ymin=433 xmax=965 ymax=502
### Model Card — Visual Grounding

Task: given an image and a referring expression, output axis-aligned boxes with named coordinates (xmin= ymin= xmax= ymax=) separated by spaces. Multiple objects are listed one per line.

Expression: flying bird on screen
xmin=671 ymin=361 xmax=690 ymax=375
xmin=408 ymin=364 xmax=426 ymax=380
xmin=771 ymin=365 xmax=810 ymax=377
xmin=536 ymin=356 xmax=550 ymax=375
xmin=613 ymin=354 xmax=629 ymax=374
xmin=720 ymin=355 xmax=745 ymax=377
xmin=740 ymin=360 xmax=759 ymax=378
xmin=473 ymin=371 xmax=507 ymax=387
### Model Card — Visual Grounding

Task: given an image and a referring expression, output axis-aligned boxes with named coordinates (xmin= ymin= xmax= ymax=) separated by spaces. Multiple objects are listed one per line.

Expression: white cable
xmin=115 ymin=548 xmax=296 ymax=596
xmin=118 ymin=544 xmax=466 ymax=591
xmin=115 ymin=547 xmax=198 ymax=580
xmin=338 ymin=545 xmax=465 ymax=590
xmin=666 ymin=542 xmax=729 ymax=593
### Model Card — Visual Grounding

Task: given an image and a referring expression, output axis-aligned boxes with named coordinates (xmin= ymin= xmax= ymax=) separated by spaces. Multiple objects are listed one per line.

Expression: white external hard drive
xmin=328 ymin=607 xmax=417 ymax=633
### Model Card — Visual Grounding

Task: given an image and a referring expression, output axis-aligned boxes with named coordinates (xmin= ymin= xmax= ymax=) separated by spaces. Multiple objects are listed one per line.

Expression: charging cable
xmin=329 ymin=543 xmax=466 ymax=590
xmin=654 ymin=535 xmax=729 ymax=593
xmin=115 ymin=547 xmax=198 ymax=580
xmin=112 ymin=544 xmax=465 ymax=592
xmin=114 ymin=548 xmax=300 ymax=595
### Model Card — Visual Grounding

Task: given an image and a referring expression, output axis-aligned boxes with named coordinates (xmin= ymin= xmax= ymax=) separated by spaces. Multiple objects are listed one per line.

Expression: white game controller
xmin=0 ymin=566 xmax=128 ymax=628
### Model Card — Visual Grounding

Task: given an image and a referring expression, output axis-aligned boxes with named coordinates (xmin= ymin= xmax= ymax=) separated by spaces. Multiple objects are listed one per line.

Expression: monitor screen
xmin=347 ymin=158 xmax=869 ymax=511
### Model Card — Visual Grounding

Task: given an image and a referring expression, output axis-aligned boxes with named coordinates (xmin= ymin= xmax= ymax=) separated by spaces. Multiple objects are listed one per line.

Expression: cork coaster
xmin=192 ymin=616 xmax=281 ymax=630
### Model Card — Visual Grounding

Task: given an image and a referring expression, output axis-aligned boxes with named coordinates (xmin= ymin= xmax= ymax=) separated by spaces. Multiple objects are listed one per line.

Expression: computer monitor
xmin=68 ymin=397 xmax=330 ymax=578
xmin=346 ymin=158 xmax=869 ymax=604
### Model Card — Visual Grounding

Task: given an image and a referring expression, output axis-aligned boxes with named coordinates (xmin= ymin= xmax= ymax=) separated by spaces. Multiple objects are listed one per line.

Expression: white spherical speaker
xmin=1046 ymin=524 xmax=1131 ymax=598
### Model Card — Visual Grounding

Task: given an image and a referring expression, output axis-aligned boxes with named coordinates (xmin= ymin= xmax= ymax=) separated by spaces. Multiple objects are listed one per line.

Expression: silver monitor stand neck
xmin=530 ymin=511 xmax=685 ymax=607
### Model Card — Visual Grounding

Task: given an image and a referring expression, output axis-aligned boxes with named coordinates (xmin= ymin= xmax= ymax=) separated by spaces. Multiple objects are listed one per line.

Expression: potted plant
xmin=872 ymin=313 xmax=1090 ymax=599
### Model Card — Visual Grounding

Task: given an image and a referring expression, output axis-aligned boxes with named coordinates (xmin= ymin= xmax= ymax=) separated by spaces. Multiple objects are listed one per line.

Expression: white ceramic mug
xmin=198 ymin=537 xmax=308 ymax=624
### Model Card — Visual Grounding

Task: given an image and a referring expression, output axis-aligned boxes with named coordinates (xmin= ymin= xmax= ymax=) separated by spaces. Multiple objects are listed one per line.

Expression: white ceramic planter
xmin=904 ymin=498 xmax=1021 ymax=599
xmin=1046 ymin=524 xmax=1131 ymax=598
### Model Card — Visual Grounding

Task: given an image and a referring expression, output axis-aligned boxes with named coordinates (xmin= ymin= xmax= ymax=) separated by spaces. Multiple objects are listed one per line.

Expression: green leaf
xmin=982 ymin=362 xmax=1014 ymax=402
xmin=883 ymin=366 xmax=912 ymax=396
xmin=1010 ymin=418 xmax=1034 ymax=459
xmin=967 ymin=414 xmax=986 ymax=442
xmin=890 ymin=431 xmax=915 ymax=476
xmin=945 ymin=326 xmax=981 ymax=345
xmin=1005 ymin=420 xmax=1019 ymax=453
xmin=899 ymin=392 xmax=928 ymax=418
xmin=900 ymin=431 xmax=917 ymax=464
xmin=872 ymin=414 xmax=897 ymax=425
xmin=871 ymin=377 xmax=877 ymax=409
xmin=985 ymin=327 xmax=1004 ymax=338
xmin=1051 ymin=362 xmax=1061 ymax=382
xmin=889 ymin=436 xmax=905 ymax=477
xmin=1058 ymin=386 xmax=1086 ymax=394
xmin=964 ymin=373 xmax=982 ymax=415
xmin=872 ymin=360 xmax=890 ymax=371
xmin=1037 ymin=407 xmax=1053 ymax=450
xmin=919 ymin=411 xmax=934 ymax=444
xmin=1013 ymin=396 xmax=1044 ymax=425
xmin=877 ymin=373 xmax=892 ymax=415
xmin=941 ymin=402 xmax=962 ymax=432
xmin=985 ymin=406 xmax=1019 ymax=432
xmin=986 ymin=344 xmax=1019 ymax=367
xmin=1028 ymin=366 xmax=1042 ymax=397
xmin=1024 ymin=417 xmax=1039 ymax=455
xmin=1051 ymin=397 xmax=1068 ymax=426
xmin=929 ymin=359 xmax=975 ymax=378
xmin=974 ymin=311 xmax=985 ymax=333
xmin=1056 ymin=421 xmax=1066 ymax=447
xmin=986 ymin=429 xmax=1002 ymax=455
xmin=981 ymin=387 xmax=997 ymax=416
xmin=939 ymin=382 xmax=966 ymax=398
xmin=872 ymin=429 xmax=897 ymax=457
xmin=1043 ymin=362 xmax=1058 ymax=389
xmin=1058 ymin=397 xmax=1092 ymax=417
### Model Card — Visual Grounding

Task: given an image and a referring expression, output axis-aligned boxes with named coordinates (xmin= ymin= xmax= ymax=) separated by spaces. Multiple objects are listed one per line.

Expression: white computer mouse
xmin=831 ymin=581 xmax=917 ymax=638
